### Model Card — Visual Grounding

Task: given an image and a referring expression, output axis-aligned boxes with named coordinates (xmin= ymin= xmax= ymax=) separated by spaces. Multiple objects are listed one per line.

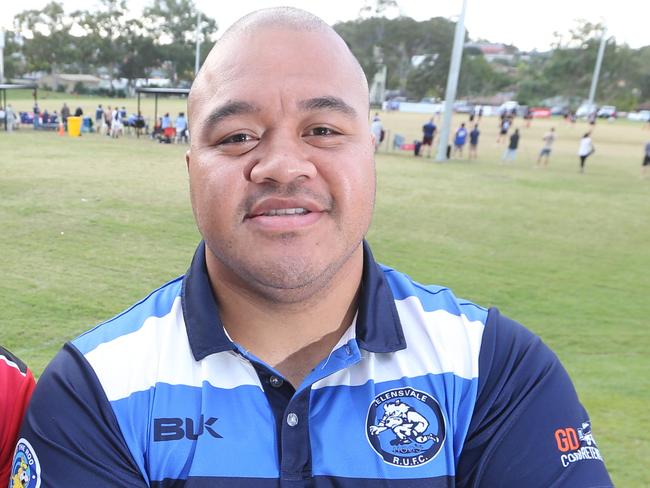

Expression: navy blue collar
xmin=182 ymin=240 xmax=406 ymax=362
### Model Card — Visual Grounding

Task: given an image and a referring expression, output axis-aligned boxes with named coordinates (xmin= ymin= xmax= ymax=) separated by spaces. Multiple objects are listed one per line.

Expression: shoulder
xmin=72 ymin=276 xmax=184 ymax=356
xmin=380 ymin=265 xmax=488 ymax=326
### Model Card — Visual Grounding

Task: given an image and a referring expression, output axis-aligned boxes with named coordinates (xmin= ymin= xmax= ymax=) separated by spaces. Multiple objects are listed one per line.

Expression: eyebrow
xmin=203 ymin=101 xmax=260 ymax=130
xmin=298 ymin=96 xmax=357 ymax=117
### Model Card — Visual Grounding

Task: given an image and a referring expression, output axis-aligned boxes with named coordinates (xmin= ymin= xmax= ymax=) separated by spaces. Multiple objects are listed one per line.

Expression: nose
xmin=248 ymin=131 xmax=317 ymax=184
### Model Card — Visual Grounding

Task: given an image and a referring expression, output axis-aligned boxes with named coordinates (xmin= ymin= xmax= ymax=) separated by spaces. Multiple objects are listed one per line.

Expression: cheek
xmin=189 ymin=159 xmax=243 ymax=231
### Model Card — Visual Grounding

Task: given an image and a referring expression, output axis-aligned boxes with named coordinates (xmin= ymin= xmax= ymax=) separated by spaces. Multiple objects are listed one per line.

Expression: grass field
xmin=1 ymin=109 xmax=649 ymax=486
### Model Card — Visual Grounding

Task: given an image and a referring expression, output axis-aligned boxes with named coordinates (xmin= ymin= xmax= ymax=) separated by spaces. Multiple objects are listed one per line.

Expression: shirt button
xmin=286 ymin=413 xmax=299 ymax=427
xmin=269 ymin=375 xmax=284 ymax=388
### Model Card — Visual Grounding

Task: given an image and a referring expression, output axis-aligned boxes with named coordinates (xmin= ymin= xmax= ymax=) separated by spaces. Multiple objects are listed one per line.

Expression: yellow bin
xmin=67 ymin=116 xmax=82 ymax=137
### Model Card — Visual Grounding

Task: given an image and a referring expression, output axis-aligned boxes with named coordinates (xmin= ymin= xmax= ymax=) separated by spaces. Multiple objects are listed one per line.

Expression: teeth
xmin=263 ymin=207 xmax=309 ymax=216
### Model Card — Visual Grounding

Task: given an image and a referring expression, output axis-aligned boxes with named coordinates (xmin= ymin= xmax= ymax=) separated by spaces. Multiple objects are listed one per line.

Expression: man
xmin=95 ymin=104 xmax=104 ymax=130
xmin=14 ymin=8 xmax=612 ymax=487
xmin=370 ymin=113 xmax=383 ymax=152
xmin=175 ymin=112 xmax=189 ymax=143
xmin=421 ymin=117 xmax=436 ymax=157
xmin=502 ymin=128 xmax=520 ymax=162
xmin=537 ymin=127 xmax=556 ymax=167
xmin=1 ymin=346 xmax=35 ymax=487
xmin=468 ymin=124 xmax=480 ymax=160
xmin=452 ymin=122 xmax=468 ymax=158
xmin=642 ymin=140 xmax=650 ymax=178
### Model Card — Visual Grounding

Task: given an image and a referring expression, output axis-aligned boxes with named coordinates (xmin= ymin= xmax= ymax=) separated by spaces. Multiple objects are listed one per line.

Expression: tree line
xmin=3 ymin=0 xmax=649 ymax=109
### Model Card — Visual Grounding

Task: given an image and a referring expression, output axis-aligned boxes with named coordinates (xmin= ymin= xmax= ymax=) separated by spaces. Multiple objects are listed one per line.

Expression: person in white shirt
xmin=578 ymin=132 xmax=594 ymax=173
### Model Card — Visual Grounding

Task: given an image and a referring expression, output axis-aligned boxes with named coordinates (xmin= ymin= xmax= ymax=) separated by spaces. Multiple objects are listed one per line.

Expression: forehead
xmin=191 ymin=28 xmax=366 ymax=116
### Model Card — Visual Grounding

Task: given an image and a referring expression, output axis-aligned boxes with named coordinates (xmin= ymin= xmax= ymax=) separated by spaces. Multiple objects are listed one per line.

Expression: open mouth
xmin=258 ymin=207 xmax=311 ymax=217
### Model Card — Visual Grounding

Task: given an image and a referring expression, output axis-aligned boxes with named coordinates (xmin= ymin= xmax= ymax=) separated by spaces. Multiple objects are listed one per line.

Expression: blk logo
xmin=154 ymin=415 xmax=222 ymax=442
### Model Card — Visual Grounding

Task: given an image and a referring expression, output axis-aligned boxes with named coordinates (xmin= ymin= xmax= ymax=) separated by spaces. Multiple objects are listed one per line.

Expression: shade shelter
xmin=135 ymin=87 xmax=190 ymax=128
xmin=0 ymin=83 xmax=38 ymax=131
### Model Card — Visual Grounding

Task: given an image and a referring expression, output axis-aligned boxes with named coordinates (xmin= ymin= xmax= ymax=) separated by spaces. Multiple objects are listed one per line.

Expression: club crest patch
xmin=366 ymin=387 xmax=446 ymax=467
xmin=9 ymin=438 xmax=41 ymax=488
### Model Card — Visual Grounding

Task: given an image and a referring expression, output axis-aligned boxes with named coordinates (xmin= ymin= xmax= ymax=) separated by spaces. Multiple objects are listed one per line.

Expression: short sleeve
xmin=0 ymin=347 xmax=36 ymax=486
xmin=456 ymin=308 xmax=613 ymax=488
xmin=11 ymin=343 xmax=148 ymax=487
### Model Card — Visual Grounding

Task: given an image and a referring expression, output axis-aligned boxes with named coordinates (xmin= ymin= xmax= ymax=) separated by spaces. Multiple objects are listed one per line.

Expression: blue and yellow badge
xmin=366 ymin=387 xmax=446 ymax=467
xmin=9 ymin=438 xmax=41 ymax=488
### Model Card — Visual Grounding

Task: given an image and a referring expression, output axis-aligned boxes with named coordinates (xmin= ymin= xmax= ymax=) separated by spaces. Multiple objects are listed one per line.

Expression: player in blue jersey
xmin=13 ymin=7 xmax=613 ymax=488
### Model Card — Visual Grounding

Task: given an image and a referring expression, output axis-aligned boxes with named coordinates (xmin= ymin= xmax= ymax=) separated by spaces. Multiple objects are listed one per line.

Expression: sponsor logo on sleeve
xmin=9 ymin=438 xmax=41 ymax=488
xmin=366 ymin=387 xmax=446 ymax=467
xmin=554 ymin=421 xmax=604 ymax=468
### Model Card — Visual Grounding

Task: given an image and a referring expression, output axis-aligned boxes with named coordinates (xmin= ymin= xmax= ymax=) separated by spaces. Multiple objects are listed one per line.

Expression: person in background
xmin=1 ymin=346 xmax=35 ymax=487
xmin=175 ymin=112 xmax=188 ymax=143
xmin=370 ymin=113 xmax=383 ymax=152
xmin=95 ymin=104 xmax=104 ymax=130
xmin=452 ymin=122 xmax=468 ymax=158
xmin=641 ymin=140 xmax=650 ymax=178
xmin=578 ymin=132 xmax=594 ymax=173
xmin=5 ymin=105 xmax=16 ymax=131
xmin=502 ymin=128 xmax=520 ymax=162
xmin=60 ymin=103 xmax=70 ymax=131
xmin=536 ymin=127 xmax=556 ymax=168
xmin=468 ymin=124 xmax=480 ymax=160
xmin=32 ymin=103 xmax=40 ymax=129
xmin=421 ymin=117 xmax=437 ymax=158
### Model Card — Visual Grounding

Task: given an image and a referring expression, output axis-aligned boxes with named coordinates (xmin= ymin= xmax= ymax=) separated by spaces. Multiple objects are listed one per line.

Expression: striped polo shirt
xmin=14 ymin=241 xmax=612 ymax=487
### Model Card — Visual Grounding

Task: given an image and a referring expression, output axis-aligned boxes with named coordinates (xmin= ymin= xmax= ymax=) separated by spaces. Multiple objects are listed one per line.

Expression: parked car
xmin=627 ymin=110 xmax=650 ymax=122
xmin=550 ymin=105 xmax=569 ymax=116
xmin=597 ymin=105 xmax=617 ymax=118
xmin=576 ymin=103 xmax=598 ymax=118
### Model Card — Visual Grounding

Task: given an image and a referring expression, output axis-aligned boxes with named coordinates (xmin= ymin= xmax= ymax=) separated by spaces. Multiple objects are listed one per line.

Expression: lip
xmin=245 ymin=197 xmax=327 ymax=232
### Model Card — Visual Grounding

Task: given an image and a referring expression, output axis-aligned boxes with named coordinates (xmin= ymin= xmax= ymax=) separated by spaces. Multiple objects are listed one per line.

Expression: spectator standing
xmin=641 ymin=140 xmax=650 ymax=178
xmin=468 ymin=124 xmax=480 ymax=160
xmin=104 ymin=106 xmax=113 ymax=136
xmin=578 ymin=132 xmax=594 ymax=173
xmin=175 ymin=112 xmax=188 ymax=143
xmin=5 ymin=105 xmax=16 ymax=131
xmin=32 ymin=102 xmax=40 ymax=129
xmin=111 ymin=109 xmax=123 ymax=138
xmin=536 ymin=127 xmax=556 ymax=168
xmin=60 ymin=103 xmax=70 ymax=130
xmin=452 ymin=123 xmax=468 ymax=158
xmin=95 ymin=104 xmax=104 ymax=129
xmin=370 ymin=113 xmax=383 ymax=152
xmin=502 ymin=128 xmax=520 ymax=162
xmin=421 ymin=118 xmax=436 ymax=157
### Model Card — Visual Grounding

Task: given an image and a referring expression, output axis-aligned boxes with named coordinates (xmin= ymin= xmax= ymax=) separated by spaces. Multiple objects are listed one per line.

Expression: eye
xmin=219 ymin=133 xmax=256 ymax=145
xmin=306 ymin=126 xmax=339 ymax=137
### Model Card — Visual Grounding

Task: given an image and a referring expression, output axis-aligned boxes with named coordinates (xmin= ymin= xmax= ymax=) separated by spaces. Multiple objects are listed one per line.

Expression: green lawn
xmin=1 ymin=112 xmax=648 ymax=486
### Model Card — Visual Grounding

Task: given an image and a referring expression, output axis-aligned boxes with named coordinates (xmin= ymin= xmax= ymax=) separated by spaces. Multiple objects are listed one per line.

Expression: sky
xmin=1 ymin=0 xmax=648 ymax=52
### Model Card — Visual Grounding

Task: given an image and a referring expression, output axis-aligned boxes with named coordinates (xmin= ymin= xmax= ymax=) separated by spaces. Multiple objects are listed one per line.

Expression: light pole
xmin=436 ymin=0 xmax=468 ymax=161
xmin=587 ymin=26 xmax=607 ymax=108
xmin=194 ymin=11 xmax=202 ymax=76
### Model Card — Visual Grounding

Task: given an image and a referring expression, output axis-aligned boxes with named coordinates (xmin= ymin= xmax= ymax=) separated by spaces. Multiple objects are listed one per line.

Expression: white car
xmin=597 ymin=105 xmax=617 ymax=118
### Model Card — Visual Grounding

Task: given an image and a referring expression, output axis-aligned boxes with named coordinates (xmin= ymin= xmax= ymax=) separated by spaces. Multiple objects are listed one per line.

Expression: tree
xmin=14 ymin=1 xmax=79 ymax=73
xmin=142 ymin=0 xmax=217 ymax=81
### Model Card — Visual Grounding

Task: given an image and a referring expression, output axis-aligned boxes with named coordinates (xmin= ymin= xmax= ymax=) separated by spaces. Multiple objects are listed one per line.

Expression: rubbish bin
xmin=67 ymin=116 xmax=82 ymax=137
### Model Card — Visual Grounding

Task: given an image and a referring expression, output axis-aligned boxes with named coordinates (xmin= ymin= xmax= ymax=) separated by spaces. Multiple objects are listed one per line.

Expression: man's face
xmin=187 ymin=27 xmax=375 ymax=301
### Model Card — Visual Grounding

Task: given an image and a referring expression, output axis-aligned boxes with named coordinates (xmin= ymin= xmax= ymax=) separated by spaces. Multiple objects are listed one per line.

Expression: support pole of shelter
xmin=154 ymin=94 xmax=159 ymax=126
xmin=587 ymin=26 xmax=607 ymax=108
xmin=435 ymin=0 xmax=468 ymax=161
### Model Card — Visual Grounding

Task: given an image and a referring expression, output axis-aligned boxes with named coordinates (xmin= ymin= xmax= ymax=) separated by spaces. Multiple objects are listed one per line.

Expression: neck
xmin=206 ymin=245 xmax=364 ymax=387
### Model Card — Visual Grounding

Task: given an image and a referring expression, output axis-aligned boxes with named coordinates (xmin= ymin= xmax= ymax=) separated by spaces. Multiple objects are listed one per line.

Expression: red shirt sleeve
xmin=0 ymin=347 xmax=36 ymax=487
